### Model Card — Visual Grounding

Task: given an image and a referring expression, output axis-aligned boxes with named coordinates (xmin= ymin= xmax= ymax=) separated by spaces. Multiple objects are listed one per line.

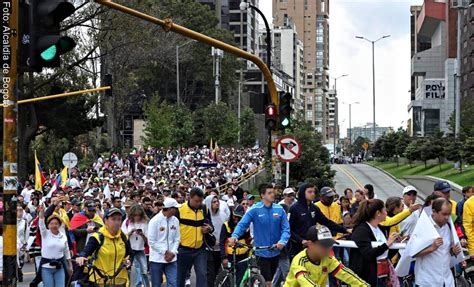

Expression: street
xmin=333 ymin=163 xmax=405 ymax=201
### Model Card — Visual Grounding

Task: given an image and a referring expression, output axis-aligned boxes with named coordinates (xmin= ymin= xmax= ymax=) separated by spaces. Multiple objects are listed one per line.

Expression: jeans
xmin=177 ymin=247 xmax=208 ymax=287
xmin=272 ymin=256 xmax=290 ymax=287
xmin=41 ymin=267 xmax=65 ymax=287
xmin=207 ymin=251 xmax=221 ymax=287
xmin=150 ymin=261 xmax=177 ymax=287
xmin=131 ymin=250 xmax=150 ymax=287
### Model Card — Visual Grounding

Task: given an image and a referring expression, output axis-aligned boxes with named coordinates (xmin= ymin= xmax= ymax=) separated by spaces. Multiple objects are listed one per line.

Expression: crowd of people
xmin=6 ymin=145 xmax=474 ymax=287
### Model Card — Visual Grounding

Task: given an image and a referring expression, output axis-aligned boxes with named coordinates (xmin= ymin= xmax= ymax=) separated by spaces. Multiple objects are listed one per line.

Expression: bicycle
xmin=215 ymin=242 xmax=275 ymax=287
xmin=72 ymin=258 xmax=130 ymax=287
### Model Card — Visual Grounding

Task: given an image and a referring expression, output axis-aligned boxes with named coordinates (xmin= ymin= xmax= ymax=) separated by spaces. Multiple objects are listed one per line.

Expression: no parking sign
xmin=275 ymin=136 xmax=301 ymax=162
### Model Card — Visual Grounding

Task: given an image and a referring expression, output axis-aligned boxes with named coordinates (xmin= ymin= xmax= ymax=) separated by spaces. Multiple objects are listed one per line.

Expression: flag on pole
xmin=213 ymin=142 xmax=219 ymax=161
xmin=34 ymin=151 xmax=47 ymax=191
xmin=45 ymin=182 xmax=57 ymax=199
xmin=60 ymin=166 xmax=68 ymax=188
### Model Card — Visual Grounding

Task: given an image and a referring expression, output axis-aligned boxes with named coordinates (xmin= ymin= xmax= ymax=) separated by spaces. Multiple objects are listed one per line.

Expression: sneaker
xmin=185 ymin=278 xmax=191 ymax=287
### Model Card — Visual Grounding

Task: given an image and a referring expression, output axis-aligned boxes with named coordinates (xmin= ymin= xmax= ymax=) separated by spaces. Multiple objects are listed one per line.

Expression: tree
xmin=464 ymin=137 xmax=474 ymax=165
xmin=142 ymin=94 xmax=194 ymax=147
xmin=395 ymin=128 xmax=411 ymax=166
xmin=419 ymin=138 xmax=438 ymax=168
xmin=350 ymin=136 xmax=370 ymax=157
xmin=202 ymin=103 xmax=239 ymax=146
xmin=404 ymin=139 xmax=422 ymax=167
xmin=445 ymin=136 xmax=464 ymax=173
xmin=240 ymin=107 xmax=257 ymax=147
xmin=429 ymin=132 xmax=446 ymax=170
xmin=287 ymin=118 xmax=334 ymax=188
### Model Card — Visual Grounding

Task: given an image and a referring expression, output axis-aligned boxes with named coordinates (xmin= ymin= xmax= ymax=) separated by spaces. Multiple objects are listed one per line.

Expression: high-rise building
xmin=347 ymin=124 xmax=393 ymax=143
xmin=327 ymin=89 xmax=338 ymax=145
xmin=408 ymin=0 xmax=458 ymax=137
xmin=273 ymin=0 xmax=330 ymax=140
xmin=459 ymin=3 xmax=473 ymax=99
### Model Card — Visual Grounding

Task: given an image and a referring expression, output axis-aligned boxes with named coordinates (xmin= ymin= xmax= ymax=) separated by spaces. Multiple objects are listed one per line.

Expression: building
xmin=408 ymin=0 xmax=458 ymax=137
xmin=327 ymin=89 xmax=338 ymax=145
xmin=273 ymin=0 xmax=331 ymax=140
xmin=347 ymin=123 xmax=393 ymax=143
xmin=459 ymin=3 xmax=473 ymax=100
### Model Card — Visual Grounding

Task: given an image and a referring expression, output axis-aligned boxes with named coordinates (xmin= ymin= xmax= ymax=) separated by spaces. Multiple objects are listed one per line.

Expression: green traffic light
xmin=40 ymin=45 xmax=57 ymax=61
xmin=281 ymin=118 xmax=290 ymax=127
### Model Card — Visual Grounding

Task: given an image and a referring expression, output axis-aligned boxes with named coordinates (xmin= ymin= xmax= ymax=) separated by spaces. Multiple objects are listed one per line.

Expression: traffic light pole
xmin=2 ymin=1 xmax=19 ymax=285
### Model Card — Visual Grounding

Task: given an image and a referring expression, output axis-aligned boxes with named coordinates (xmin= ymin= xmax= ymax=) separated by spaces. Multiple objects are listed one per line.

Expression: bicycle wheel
xmin=242 ymin=273 xmax=266 ymax=287
xmin=215 ymin=269 xmax=235 ymax=287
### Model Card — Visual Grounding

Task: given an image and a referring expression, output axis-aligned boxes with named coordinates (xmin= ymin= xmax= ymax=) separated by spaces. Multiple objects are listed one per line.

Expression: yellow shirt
xmin=284 ymin=249 xmax=368 ymax=287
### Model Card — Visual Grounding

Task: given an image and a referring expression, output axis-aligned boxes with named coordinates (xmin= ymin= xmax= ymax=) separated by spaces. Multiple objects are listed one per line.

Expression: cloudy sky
xmin=261 ymin=0 xmax=424 ymax=136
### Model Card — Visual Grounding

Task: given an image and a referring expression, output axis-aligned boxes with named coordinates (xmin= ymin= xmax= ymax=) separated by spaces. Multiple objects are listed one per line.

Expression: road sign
xmin=275 ymin=136 xmax=302 ymax=163
xmin=362 ymin=142 xmax=369 ymax=151
xmin=62 ymin=152 xmax=78 ymax=168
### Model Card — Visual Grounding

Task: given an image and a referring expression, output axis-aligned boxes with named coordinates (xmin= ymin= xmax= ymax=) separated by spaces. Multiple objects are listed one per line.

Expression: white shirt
xmin=17 ymin=217 xmax=29 ymax=249
xmin=21 ymin=188 xmax=34 ymax=203
xmin=367 ymin=222 xmax=388 ymax=260
xmin=68 ymin=178 xmax=81 ymax=189
xmin=122 ymin=221 xmax=148 ymax=251
xmin=415 ymin=216 xmax=455 ymax=287
xmin=400 ymin=203 xmax=420 ymax=236
xmin=148 ymin=212 xmax=180 ymax=263
xmin=38 ymin=218 xmax=70 ymax=267
xmin=221 ymin=195 xmax=237 ymax=207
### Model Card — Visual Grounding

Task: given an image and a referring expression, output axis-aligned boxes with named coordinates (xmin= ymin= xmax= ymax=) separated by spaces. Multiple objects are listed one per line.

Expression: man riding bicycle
xmin=75 ymin=207 xmax=131 ymax=286
xmin=229 ymin=184 xmax=291 ymax=287
xmin=284 ymin=225 xmax=369 ymax=287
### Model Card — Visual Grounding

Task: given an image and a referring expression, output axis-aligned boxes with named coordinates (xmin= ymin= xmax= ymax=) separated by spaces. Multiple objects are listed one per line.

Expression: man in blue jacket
xmin=288 ymin=183 xmax=349 ymax=259
xmin=229 ymin=183 xmax=290 ymax=286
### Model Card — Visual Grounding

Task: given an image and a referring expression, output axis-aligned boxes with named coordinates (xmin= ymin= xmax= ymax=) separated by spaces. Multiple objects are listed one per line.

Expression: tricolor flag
xmin=34 ymin=151 xmax=47 ymax=191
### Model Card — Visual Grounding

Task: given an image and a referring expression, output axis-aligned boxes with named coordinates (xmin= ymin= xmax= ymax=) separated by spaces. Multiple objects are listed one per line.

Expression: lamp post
xmin=355 ymin=35 xmax=390 ymax=142
xmin=342 ymin=101 xmax=360 ymax=146
xmin=333 ymin=74 xmax=348 ymax=156
xmin=240 ymin=1 xmax=273 ymax=160
xmin=176 ymin=40 xmax=196 ymax=105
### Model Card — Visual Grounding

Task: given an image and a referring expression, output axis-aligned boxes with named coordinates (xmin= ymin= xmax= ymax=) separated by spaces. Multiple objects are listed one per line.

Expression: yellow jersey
xmin=284 ymin=249 xmax=368 ymax=287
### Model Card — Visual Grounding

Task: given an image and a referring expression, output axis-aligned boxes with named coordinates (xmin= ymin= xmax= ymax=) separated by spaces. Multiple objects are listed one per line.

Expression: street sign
xmin=62 ymin=152 xmax=78 ymax=168
xmin=362 ymin=142 xmax=369 ymax=151
xmin=275 ymin=136 xmax=302 ymax=163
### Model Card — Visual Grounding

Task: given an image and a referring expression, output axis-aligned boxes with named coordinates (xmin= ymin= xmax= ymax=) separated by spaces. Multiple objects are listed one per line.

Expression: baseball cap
xmin=233 ymin=205 xmax=245 ymax=217
xmin=306 ymin=225 xmax=339 ymax=248
xmin=85 ymin=201 xmax=96 ymax=211
xmin=71 ymin=199 xmax=82 ymax=206
xmin=163 ymin=198 xmax=181 ymax=209
xmin=434 ymin=181 xmax=451 ymax=193
xmin=104 ymin=207 xmax=123 ymax=219
xmin=320 ymin=187 xmax=336 ymax=197
xmin=247 ymin=194 xmax=255 ymax=200
xmin=402 ymin=186 xmax=418 ymax=195
xmin=283 ymin=188 xmax=296 ymax=196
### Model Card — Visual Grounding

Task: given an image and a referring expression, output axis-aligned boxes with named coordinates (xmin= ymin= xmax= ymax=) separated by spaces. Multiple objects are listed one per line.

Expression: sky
xmin=261 ymin=0 xmax=424 ymax=137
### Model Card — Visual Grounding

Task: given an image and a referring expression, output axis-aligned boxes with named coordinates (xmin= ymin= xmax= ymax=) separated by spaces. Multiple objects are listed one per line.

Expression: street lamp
xmin=176 ymin=39 xmax=197 ymax=105
xmin=332 ymin=74 xmax=348 ymax=156
xmin=240 ymin=0 xmax=273 ymax=160
xmin=341 ymin=101 xmax=360 ymax=146
xmin=355 ymin=34 xmax=390 ymax=142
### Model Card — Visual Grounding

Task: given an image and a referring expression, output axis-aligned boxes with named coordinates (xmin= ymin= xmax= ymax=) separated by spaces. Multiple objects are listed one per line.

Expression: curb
xmin=362 ymin=163 xmax=406 ymax=188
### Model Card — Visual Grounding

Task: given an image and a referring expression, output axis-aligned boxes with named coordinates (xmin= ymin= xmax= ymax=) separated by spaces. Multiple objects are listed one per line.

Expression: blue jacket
xmin=232 ymin=201 xmax=290 ymax=258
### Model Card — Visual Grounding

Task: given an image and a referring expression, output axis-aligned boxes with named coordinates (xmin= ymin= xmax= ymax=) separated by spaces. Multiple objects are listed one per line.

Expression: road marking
xmin=335 ymin=165 xmax=364 ymax=190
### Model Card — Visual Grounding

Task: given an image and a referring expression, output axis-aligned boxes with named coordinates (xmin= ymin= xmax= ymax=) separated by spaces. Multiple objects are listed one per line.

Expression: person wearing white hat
xmin=400 ymin=185 xmax=420 ymax=236
xmin=148 ymin=197 xmax=181 ymax=287
xmin=278 ymin=188 xmax=296 ymax=213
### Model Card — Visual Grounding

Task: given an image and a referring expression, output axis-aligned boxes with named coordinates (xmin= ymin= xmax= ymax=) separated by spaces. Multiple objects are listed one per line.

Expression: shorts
xmin=256 ymin=255 xmax=280 ymax=282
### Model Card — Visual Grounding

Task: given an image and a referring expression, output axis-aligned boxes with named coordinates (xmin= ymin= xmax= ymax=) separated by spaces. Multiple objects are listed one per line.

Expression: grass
xmin=368 ymin=161 xmax=474 ymax=187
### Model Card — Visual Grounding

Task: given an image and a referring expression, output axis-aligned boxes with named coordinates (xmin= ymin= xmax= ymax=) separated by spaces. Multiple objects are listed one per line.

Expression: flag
xmin=59 ymin=166 xmax=68 ymax=188
xmin=209 ymin=139 xmax=213 ymax=158
xmin=213 ymin=142 xmax=219 ymax=161
xmin=45 ymin=182 xmax=57 ymax=199
xmin=34 ymin=151 xmax=47 ymax=191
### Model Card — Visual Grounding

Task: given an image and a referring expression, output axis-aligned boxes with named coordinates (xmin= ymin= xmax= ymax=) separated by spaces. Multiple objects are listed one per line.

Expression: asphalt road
xmin=332 ymin=163 xmax=405 ymax=201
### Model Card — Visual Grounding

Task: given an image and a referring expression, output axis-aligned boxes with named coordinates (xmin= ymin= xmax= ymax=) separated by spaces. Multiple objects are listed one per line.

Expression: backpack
xmin=92 ymin=231 xmax=129 ymax=260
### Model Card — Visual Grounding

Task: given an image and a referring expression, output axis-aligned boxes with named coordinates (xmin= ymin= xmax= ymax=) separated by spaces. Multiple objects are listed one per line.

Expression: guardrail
xmin=336 ymin=240 xmax=406 ymax=250
xmin=214 ymin=164 xmax=266 ymax=193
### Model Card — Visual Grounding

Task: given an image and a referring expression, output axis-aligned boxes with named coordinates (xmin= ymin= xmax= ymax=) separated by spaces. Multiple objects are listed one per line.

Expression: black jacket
xmin=288 ymin=184 xmax=347 ymax=257
xmin=349 ymin=222 xmax=389 ymax=287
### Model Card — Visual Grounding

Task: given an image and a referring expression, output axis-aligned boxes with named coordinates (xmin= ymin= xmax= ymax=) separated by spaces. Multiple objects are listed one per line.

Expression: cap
xmin=233 ymin=205 xmax=245 ymax=217
xmin=84 ymin=192 xmax=93 ymax=198
xmin=71 ymin=199 xmax=82 ymax=206
xmin=320 ymin=187 xmax=336 ymax=197
xmin=163 ymin=198 xmax=181 ymax=209
xmin=104 ymin=207 xmax=123 ymax=219
xmin=247 ymin=194 xmax=255 ymax=200
xmin=124 ymin=200 xmax=135 ymax=207
xmin=434 ymin=181 xmax=451 ymax=193
xmin=402 ymin=186 xmax=418 ymax=195
xmin=85 ymin=201 xmax=96 ymax=211
xmin=283 ymin=188 xmax=296 ymax=195
xmin=306 ymin=225 xmax=339 ymax=248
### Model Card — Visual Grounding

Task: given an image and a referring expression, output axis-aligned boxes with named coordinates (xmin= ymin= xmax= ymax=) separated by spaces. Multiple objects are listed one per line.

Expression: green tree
xmin=202 ymin=103 xmax=239 ymax=146
xmin=445 ymin=136 xmax=464 ymax=173
xmin=464 ymin=137 xmax=474 ymax=165
xmin=395 ymin=129 xmax=411 ymax=166
xmin=404 ymin=139 xmax=422 ymax=167
xmin=419 ymin=138 xmax=438 ymax=168
xmin=351 ymin=136 xmax=370 ymax=156
xmin=240 ymin=107 xmax=257 ymax=147
xmin=287 ymin=118 xmax=334 ymax=188
xmin=429 ymin=132 xmax=446 ymax=170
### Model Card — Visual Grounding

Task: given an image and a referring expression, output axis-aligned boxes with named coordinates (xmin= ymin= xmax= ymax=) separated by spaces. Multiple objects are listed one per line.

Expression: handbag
xmin=377 ymin=259 xmax=390 ymax=278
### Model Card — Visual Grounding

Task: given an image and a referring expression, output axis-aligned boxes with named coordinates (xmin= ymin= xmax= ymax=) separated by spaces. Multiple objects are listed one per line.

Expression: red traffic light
xmin=265 ymin=104 xmax=277 ymax=131
xmin=266 ymin=105 xmax=276 ymax=116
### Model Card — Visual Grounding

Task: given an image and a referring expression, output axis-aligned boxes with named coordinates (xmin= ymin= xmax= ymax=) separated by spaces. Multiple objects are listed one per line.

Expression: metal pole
xmin=455 ymin=8 xmax=462 ymax=138
xmin=334 ymin=79 xmax=337 ymax=156
xmin=286 ymin=162 xmax=290 ymax=187
xmin=372 ymin=41 xmax=376 ymax=142
xmin=3 ymin=0 xmax=19 ymax=284
xmin=17 ymin=86 xmax=111 ymax=104
xmin=349 ymin=104 xmax=352 ymax=146
xmin=238 ymin=77 xmax=241 ymax=144
xmin=176 ymin=45 xmax=180 ymax=105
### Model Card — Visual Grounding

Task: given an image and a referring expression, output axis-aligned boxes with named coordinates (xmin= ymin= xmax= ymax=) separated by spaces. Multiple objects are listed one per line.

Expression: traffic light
xmin=265 ymin=104 xmax=277 ymax=131
xmin=279 ymin=92 xmax=293 ymax=131
xmin=29 ymin=0 xmax=76 ymax=71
